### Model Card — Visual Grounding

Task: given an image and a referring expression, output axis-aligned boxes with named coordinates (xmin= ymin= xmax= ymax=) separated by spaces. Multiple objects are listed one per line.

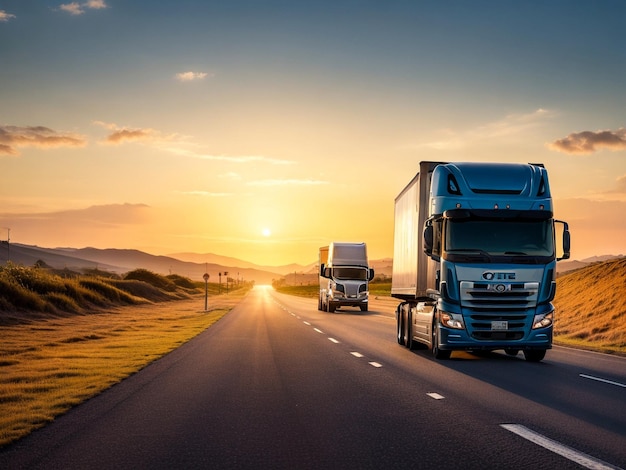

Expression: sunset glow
xmin=1 ymin=2 xmax=625 ymax=266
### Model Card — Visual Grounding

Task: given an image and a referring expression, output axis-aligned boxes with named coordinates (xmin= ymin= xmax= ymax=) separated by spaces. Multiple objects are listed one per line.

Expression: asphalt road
xmin=1 ymin=287 xmax=624 ymax=469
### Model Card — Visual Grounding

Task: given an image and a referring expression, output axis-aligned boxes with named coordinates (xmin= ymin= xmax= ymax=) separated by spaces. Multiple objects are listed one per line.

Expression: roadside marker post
xmin=203 ymin=272 xmax=210 ymax=311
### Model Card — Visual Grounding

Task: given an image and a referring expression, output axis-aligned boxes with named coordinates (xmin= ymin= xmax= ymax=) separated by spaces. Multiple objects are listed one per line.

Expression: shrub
xmin=79 ymin=278 xmax=122 ymax=303
xmin=0 ymin=276 xmax=46 ymax=312
xmin=45 ymin=292 xmax=80 ymax=313
xmin=166 ymin=274 xmax=197 ymax=290
xmin=1 ymin=263 xmax=66 ymax=295
xmin=107 ymin=279 xmax=169 ymax=302
xmin=124 ymin=269 xmax=177 ymax=292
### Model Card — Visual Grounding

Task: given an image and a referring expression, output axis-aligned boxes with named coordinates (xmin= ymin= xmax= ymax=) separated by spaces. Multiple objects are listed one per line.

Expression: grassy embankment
xmin=0 ymin=263 xmax=251 ymax=447
xmin=275 ymin=258 xmax=626 ymax=356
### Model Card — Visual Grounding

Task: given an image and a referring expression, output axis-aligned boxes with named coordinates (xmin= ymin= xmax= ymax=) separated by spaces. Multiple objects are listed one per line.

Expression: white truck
xmin=318 ymin=242 xmax=375 ymax=313
xmin=392 ymin=161 xmax=570 ymax=361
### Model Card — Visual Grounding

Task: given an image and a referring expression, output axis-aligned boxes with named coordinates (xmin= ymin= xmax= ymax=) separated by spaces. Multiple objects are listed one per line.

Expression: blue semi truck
xmin=392 ymin=161 xmax=570 ymax=361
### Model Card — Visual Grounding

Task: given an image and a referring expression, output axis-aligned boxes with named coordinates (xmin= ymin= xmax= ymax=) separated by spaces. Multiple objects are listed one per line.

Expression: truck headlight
xmin=438 ymin=311 xmax=465 ymax=330
xmin=532 ymin=311 xmax=553 ymax=329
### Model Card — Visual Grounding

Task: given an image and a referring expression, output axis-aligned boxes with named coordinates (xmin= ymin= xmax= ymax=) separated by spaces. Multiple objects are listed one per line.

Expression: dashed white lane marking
xmin=580 ymin=374 xmax=626 ymax=388
xmin=501 ymin=424 xmax=620 ymax=470
xmin=274 ymin=299 xmax=385 ymax=370
xmin=427 ymin=392 xmax=445 ymax=400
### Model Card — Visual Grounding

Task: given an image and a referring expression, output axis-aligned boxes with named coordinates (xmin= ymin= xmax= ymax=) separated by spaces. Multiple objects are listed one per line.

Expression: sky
xmin=1 ymin=0 xmax=625 ymax=267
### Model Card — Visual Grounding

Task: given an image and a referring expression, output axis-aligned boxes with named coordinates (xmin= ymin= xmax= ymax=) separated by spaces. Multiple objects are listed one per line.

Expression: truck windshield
xmin=332 ymin=267 xmax=368 ymax=280
xmin=445 ymin=219 xmax=554 ymax=257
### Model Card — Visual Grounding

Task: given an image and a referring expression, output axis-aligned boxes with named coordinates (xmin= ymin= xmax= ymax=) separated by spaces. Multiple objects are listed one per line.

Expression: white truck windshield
xmin=332 ymin=267 xmax=368 ymax=280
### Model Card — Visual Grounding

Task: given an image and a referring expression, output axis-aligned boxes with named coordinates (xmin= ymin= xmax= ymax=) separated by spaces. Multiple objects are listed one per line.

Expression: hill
xmin=168 ymin=251 xmax=313 ymax=276
xmin=1 ymin=243 xmax=285 ymax=285
xmin=553 ymin=257 xmax=626 ymax=354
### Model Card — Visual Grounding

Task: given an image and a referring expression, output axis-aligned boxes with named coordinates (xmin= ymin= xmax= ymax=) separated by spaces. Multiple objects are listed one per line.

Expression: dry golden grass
xmin=553 ymin=257 xmax=626 ymax=355
xmin=0 ymin=290 xmax=248 ymax=448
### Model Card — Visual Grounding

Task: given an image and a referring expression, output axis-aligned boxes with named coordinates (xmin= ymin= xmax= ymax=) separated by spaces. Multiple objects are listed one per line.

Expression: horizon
xmin=3 ymin=241 xmax=622 ymax=272
xmin=1 ymin=1 xmax=625 ymax=266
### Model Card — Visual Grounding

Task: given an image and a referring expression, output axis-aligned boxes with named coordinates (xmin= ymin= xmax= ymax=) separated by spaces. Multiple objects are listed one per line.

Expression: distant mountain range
xmin=0 ymin=242 xmax=621 ymax=283
xmin=0 ymin=243 xmax=311 ymax=285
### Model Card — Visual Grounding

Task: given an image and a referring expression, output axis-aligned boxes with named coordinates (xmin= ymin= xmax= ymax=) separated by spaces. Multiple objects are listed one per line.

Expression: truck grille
xmin=459 ymin=281 xmax=539 ymax=341
xmin=342 ymin=283 xmax=366 ymax=298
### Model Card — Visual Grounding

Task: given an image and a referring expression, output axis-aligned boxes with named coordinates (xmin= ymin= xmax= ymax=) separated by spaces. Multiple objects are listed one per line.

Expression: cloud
xmin=59 ymin=1 xmax=107 ymax=15
xmin=94 ymin=121 xmax=294 ymax=165
xmin=548 ymin=128 xmax=626 ymax=155
xmin=94 ymin=121 xmax=182 ymax=145
xmin=85 ymin=0 xmax=107 ymax=9
xmin=218 ymin=172 xmax=242 ymax=180
xmin=0 ymin=125 xmax=86 ymax=156
xmin=0 ymin=204 xmax=151 ymax=250
xmin=419 ymin=108 xmax=555 ymax=150
xmin=175 ymin=71 xmax=213 ymax=82
xmin=178 ymin=191 xmax=231 ymax=197
xmin=616 ymin=175 xmax=626 ymax=193
xmin=247 ymin=179 xmax=329 ymax=187
xmin=105 ymin=128 xmax=155 ymax=144
xmin=0 ymin=204 xmax=150 ymax=230
xmin=0 ymin=10 xmax=16 ymax=21
xmin=164 ymin=146 xmax=295 ymax=165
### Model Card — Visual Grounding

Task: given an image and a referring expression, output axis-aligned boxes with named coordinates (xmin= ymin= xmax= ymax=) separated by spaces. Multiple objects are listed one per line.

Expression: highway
xmin=1 ymin=286 xmax=624 ymax=469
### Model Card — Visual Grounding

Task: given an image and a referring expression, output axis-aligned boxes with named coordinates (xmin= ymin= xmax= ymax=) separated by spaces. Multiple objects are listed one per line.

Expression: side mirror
xmin=423 ymin=223 xmax=433 ymax=255
xmin=324 ymin=267 xmax=332 ymax=278
xmin=555 ymin=220 xmax=570 ymax=260
xmin=319 ymin=263 xmax=325 ymax=277
xmin=368 ymin=268 xmax=375 ymax=281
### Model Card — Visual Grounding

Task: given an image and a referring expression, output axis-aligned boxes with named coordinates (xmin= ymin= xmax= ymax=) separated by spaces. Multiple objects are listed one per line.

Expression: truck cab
xmin=393 ymin=162 xmax=570 ymax=361
xmin=319 ymin=242 xmax=375 ymax=313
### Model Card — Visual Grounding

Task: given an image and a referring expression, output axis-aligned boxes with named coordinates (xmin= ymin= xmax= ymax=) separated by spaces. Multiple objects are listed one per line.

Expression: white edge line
xmin=500 ymin=424 xmax=620 ymax=470
xmin=580 ymin=374 xmax=626 ymax=388
xmin=427 ymin=392 xmax=445 ymax=400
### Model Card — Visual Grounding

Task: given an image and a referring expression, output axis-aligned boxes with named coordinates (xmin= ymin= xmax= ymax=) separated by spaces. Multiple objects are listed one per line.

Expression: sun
xmin=262 ymin=227 xmax=272 ymax=237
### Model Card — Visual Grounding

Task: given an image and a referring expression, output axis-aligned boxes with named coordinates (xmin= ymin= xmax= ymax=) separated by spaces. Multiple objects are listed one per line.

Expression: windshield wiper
xmin=446 ymin=248 xmax=493 ymax=261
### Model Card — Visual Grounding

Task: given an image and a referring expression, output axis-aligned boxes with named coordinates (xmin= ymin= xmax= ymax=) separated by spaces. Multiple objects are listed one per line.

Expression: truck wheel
xmin=328 ymin=302 xmax=336 ymax=313
xmin=504 ymin=349 xmax=519 ymax=357
xmin=360 ymin=303 xmax=368 ymax=312
xmin=523 ymin=349 xmax=546 ymax=362
xmin=432 ymin=320 xmax=451 ymax=360
xmin=406 ymin=308 xmax=415 ymax=350
xmin=396 ymin=305 xmax=405 ymax=345
xmin=318 ymin=295 xmax=322 ymax=311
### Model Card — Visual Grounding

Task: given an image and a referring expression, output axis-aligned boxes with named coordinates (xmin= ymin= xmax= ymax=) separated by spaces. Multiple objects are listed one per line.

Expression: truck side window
xmin=432 ymin=218 xmax=442 ymax=257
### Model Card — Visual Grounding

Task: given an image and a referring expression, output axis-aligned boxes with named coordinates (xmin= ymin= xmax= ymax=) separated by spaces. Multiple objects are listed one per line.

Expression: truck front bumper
xmin=438 ymin=325 xmax=553 ymax=351
xmin=329 ymin=296 xmax=369 ymax=308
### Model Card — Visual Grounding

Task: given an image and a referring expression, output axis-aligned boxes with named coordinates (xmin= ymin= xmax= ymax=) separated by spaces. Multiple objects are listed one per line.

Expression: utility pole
xmin=2 ymin=227 xmax=9 ymax=263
